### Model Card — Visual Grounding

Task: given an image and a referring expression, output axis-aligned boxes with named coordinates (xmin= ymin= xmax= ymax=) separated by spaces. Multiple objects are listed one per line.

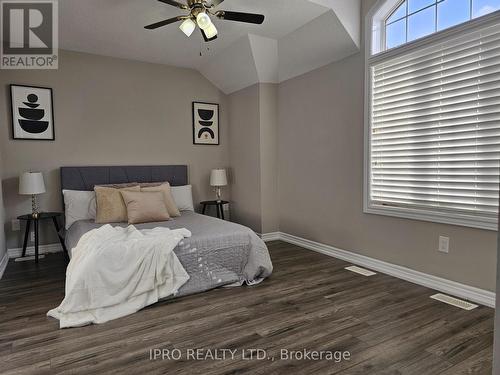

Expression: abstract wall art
xmin=10 ymin=84 xmax=55 ymax=140
xmin=193 ymin=102 xmax=219 ymax=145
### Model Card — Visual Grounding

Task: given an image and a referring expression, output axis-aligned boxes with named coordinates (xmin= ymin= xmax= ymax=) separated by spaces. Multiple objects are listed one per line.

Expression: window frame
xmin=364 ymin=1 xmax=500 ymax=231
xmin=376 ymin=0 xmax=500 ymax=53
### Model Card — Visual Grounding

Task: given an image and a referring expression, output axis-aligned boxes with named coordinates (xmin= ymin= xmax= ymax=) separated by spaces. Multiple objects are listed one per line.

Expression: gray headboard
xmin=60 ymin=165 xmax=188 ymax=191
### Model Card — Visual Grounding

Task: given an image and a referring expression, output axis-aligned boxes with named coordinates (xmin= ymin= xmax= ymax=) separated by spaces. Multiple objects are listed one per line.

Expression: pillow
xmin=96 ymin=182 xmax=138 ymax=189
xmin=139 ymin=182 xmax=163 ymax=188
xmin=171 ymin=185 xmax=194 ymax=212
xmin=95 ymin=186 xmax=141 ymax=224
xmin=62 ymin=190 xmax=96 ymax=230
xmin=141 ymin=183 xmax=181 ymax=217
xmin=121 ymin=191 xmax=170 ymax=224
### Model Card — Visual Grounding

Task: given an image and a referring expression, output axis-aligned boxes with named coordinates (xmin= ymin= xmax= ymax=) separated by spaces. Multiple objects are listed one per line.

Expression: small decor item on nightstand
xmin=210 ymin=169 xmax=227 ymax=202
xmin=19 ymin=172 xmax=46 ymax=218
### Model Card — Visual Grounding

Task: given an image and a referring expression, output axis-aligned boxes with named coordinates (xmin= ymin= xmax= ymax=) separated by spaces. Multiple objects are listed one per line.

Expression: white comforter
xmin=48 ymin=225 xmax=191 ymax=328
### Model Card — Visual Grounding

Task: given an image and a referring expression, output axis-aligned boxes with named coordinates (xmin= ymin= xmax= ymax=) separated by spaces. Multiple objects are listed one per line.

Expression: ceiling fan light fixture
xmin=196 ymin=12 xmax=212 ymax=30
xmin=179 ymin=18 xmax=196 ymax=37
xmin=146 ymin=1 xmax=265 ymax=42
xmin=205 ymin=23 xmax=218 ymax=39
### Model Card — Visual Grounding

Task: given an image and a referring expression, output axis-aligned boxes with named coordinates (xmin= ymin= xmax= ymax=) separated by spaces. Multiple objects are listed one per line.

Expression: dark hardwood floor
xmin=0 ymin=241 xmax=494 ymax=374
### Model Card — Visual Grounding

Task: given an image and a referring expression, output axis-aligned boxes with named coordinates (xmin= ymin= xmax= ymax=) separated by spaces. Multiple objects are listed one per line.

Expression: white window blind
xmin=369 ymin=23 xmax=500 ymax=229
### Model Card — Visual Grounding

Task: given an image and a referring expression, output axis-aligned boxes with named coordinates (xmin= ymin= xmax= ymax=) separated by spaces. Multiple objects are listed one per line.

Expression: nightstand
xmin=17 ymin=212 xmax=69 ymax=263
xmin=200 ymin=200 xmax=229 ymax=220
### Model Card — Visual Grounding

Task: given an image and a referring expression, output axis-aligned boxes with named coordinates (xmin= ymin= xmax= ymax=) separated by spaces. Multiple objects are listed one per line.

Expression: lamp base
xmin=215 ymin=186 xmax=222 ymax=202
xmin=31 ymin=194 xmax=41 ymax=218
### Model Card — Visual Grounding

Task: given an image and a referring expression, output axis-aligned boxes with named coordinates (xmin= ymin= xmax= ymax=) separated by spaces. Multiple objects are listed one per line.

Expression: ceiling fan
xmin=145 ymin=0 xmax=265 ymax=42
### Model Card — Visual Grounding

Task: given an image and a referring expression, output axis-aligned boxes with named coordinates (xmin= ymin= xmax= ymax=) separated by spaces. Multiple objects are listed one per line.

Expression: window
xmin=366 ymin=4 xmax=500 ymax=230
xmin=384 ymin=0 xmax=500 ymax=50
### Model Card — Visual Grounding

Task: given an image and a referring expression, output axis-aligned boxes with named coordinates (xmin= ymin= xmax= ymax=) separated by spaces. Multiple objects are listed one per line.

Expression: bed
xmin=60 ymin=165 xmax=273 ymax=298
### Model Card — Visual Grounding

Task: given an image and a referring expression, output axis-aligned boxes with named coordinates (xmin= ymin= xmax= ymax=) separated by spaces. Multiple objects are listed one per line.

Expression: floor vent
xmin=430 ymin=293 xmax=478 ymax=311
xmin=345 ymin=266 xmax=376 ymax=277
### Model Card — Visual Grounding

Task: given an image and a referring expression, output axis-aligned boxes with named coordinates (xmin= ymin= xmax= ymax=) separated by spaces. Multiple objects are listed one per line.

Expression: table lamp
xmin=19 ymin=172 xmax=46 ymax=218
xmin=210 ymin=169 xmax=228 ymax=202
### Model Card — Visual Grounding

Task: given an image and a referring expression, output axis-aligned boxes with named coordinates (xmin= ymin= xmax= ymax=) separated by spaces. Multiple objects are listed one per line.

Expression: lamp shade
xmin=19 ymin=172 xmax=46 ymax=195
xmin=196 ymin=12 xmax=212 ymax=30
xmin=205 ymin=23 xmax=218 ymax=39
xmin=210 ymin=169 xmax=228 ymax=187
xmin=179 ymin=18 xmax=196 ymax=37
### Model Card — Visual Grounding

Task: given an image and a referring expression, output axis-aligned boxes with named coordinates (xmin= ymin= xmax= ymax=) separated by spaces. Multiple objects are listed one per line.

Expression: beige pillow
xmin=97 ymin=182 xmax=138 ymax=189
xmin=95 ymin=186 xmax=141 ymax=224
xmin=139 ymin=182 xmax=163 ymax=188
xmin=121 ymin=191 xmax=170 ymax=224
xmin=141 ymin=183 xmax=181 ymax=217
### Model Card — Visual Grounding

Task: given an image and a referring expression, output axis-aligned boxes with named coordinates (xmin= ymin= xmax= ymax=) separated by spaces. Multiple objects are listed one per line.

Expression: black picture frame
xmin=10 ymin=84 xmax=55 ymax=141
xmin=192 ymin=101 xmax=220 ymax=146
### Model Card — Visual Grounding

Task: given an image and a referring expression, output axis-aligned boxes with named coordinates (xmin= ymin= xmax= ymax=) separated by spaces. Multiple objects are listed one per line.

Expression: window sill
xmin=364 ymin=204 xmax=498 ymax=231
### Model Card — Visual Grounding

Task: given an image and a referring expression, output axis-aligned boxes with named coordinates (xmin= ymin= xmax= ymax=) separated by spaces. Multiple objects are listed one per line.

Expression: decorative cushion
xmin=95 ymin=186 xmax=141 ymax=224
xmin=96 ymin=182 xmax=139 ymax=189
xmin=121 ymin=191 xmax=170 ymax=224
xmin=141 ymin=182 xmax=181 ymax=217
xmin=171 ymin=185 xmax=195 ymax=212
xmin=62 ymin=190 xmax=96 ymax=229
xmin=139 ymin=182 xmax=163 ymax=188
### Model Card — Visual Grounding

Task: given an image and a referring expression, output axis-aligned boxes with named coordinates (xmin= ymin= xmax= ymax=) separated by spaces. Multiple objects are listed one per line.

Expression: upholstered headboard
xmin=60 ymin=165 xmax=188 ymax=192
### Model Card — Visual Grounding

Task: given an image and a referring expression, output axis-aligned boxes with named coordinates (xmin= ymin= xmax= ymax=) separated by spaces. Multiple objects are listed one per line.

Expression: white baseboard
xmin=261 ymin=232 xmax=280 ymax=242
xmin=262 ymin=232 xmax=495 ymax=308
xmin=0 ymin=251 xmax=8 ymax=280
xmin=8 ymin=243 xmax=62 ymax=259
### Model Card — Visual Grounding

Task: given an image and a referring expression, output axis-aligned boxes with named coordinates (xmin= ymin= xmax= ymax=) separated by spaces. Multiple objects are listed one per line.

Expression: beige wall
xmin=0 ymin=149 xmax=5 ymax=263
xmin=228 ymin=84 xmax=262 ymax=232
xmin=276 ymin=0 xmax=497 ymax=291
xmin=0 ymin=50 xmax=230 ymax=248
xmin=228 ymin=83 xmax=279 ymax=234
xmin=259 ymin=84 xmax=279 ymax=234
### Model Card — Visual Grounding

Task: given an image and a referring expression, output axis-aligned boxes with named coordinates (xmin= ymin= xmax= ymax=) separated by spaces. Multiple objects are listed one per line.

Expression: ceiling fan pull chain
xmin=199 ymin=42 xmax=210 ymax=57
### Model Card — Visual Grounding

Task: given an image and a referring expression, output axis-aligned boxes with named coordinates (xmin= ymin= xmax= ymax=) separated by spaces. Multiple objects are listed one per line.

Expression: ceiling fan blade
xmin=145 ymin=16 xmax=183 ymax=30
xmin=216 ymin=11 xmax=265 ymax=24
xmin=201 ymin=28 xmax=218 ymax=42
xmin=157 ymin=0 xmax=189 ymax=10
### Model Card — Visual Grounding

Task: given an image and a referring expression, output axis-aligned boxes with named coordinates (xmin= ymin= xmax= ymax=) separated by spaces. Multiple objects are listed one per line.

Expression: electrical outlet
xmin=11 ymin=219 xmax=20 ymax=231
xmin=30 ymin=231 xmax=35 ymax=242
xmin=439 ymin=236 xmax=450 ymax=253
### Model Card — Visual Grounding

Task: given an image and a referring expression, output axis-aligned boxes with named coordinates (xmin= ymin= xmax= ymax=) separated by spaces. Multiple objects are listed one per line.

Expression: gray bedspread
xmin=65 ymin=212 xmax=273 ymax=297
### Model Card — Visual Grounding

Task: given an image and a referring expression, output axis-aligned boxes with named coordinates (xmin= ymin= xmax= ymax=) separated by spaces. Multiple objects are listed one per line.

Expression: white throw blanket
xmin=48 ymin=225 xmax=191 ymax=328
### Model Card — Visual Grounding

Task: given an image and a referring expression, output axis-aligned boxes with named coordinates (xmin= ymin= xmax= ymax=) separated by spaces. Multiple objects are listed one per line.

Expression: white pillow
xmin=170 ymin=185 xmax=194 ymax=212
xmin=62 ymin=190 xmax=97 ymax=229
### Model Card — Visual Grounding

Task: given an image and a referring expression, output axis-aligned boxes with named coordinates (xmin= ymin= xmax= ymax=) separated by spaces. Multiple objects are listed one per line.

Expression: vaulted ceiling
xmin=60 ymin=0 xmax=361 ymax=94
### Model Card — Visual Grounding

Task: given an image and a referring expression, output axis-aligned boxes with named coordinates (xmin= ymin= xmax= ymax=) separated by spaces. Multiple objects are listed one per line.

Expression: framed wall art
xmin=10 ymin=84 xmax=55 ymax=141
xmin=193 ymin=102 xmax=219 ymax=145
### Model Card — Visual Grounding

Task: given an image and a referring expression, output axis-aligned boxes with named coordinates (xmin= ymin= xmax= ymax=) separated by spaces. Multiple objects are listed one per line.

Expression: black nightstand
xmin=200 ymin=200 xmax=229 ymax=220
xmin=18 ymin=212 xmax=68 ymax=263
